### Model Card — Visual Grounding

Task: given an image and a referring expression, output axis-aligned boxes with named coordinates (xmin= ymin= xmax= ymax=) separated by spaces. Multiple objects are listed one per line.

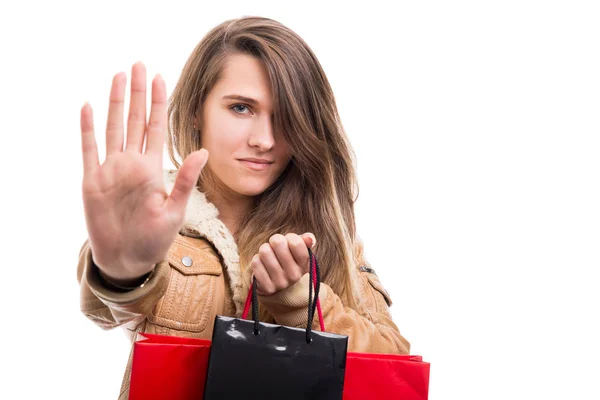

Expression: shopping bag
xmin=343 ymin=352 xmax=430 ymax=399
xmin=203 ymin=248 xmax=349 ymax=400
xmin=129 ymin=333 xmax=211 ymax=400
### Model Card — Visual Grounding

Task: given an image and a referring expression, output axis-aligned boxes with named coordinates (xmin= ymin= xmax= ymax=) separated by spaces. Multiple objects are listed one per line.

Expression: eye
xmin=230 ymin=104 xmax=252 ymax=115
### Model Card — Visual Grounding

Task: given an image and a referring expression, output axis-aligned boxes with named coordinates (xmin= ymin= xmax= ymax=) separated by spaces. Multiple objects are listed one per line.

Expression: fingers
xmin=252 ymin=233 xmax=316 ymax=295
xmin=80 ymin=102 xmax=99 ymax=174
xmin=252 ymin=255 xmax=276 ymax=295
xmin=270 ymin=234 xmax=303 ymax=281
xmin=106 ymin=72 xmax=126 ymax=155
xmin=259 ymin=242 xmax=288 ymax=286
xmin=300 ymin=232 xmax=316 ymax=250
xmin=145 ymin=74 xmax=167 ymax=157
xmin=165 ymin=149 xmax=209 ymax=216
xmin=288 ymin=233 xmax=313 ymax=274
xmin=125 ymin=62 xmax=147 ymax=152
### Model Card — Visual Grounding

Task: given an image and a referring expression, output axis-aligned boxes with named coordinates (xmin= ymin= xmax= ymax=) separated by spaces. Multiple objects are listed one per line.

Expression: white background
xmin=1 ymin=1 xmax=599 ymax=399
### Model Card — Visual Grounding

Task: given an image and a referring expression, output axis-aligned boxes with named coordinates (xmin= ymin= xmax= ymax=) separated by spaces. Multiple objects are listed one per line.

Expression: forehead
xmin=212 ymin=53 xmax=273 ymax=107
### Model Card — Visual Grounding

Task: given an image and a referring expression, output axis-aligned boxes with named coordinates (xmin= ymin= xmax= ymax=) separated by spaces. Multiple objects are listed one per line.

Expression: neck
xmin=206 ymin=189 xmax=254 ymax=237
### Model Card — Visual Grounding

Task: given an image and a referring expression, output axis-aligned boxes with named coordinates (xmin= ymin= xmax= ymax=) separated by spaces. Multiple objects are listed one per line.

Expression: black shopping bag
xmin=204 ymin=249 xmax=348 ymax=400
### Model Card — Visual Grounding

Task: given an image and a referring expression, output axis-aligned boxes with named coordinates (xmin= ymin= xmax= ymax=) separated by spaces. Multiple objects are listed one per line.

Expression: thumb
xmin=301 ymin=232 xmax=317 ymax=249
xmin=165 ymin=149 xmax=209 ymax=215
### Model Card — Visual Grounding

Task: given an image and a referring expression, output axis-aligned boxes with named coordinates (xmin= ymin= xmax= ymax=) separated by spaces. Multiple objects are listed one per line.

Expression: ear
xmin=193 ymin=112 xmax=201 ymax=129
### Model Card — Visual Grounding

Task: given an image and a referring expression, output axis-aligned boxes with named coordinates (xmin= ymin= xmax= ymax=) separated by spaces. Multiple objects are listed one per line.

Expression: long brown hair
xmin=167 ymin=16 xmax=367 ymax=313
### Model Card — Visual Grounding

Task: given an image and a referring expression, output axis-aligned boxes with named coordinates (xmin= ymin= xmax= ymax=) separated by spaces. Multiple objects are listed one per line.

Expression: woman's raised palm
xmin=80 ymin=62 xmax=208 ymax=281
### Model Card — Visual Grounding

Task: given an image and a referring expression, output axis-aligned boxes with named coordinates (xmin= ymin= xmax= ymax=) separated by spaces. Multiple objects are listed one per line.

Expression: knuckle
xmin=174 ymin=174 xmax=193 ymax=192
xmin=290 ymin=270 xmax=302 ymax=283
xmin=289 ymin=234 xmax=303 ymax=247
xmin=258 ymin=280 xmax=274 ymax=295
xmin=128 ymin=110 xmax=144 ymax=121
xmin=147 ymin=118 xmax=162 ymax=131
xmin=259 ymin=243 xmax=272 ymax=255
xmin=106 ymin=120 xmax=120 ymax=132
xmin=274 ymin=279 xmax=288 ymax=291
xmin=284 ymin=233 xmax=298 ymax=242
xmin=269 ymin=234 xmax=285 ymax=246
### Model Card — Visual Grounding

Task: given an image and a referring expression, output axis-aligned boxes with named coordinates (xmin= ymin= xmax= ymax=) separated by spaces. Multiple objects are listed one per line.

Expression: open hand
xmin=80 ymin=62 xmax=209 ymax=282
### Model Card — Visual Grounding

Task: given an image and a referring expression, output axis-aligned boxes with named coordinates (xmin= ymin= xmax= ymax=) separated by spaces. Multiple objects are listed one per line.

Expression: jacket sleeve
xmin=77 ymin=239 xmax=171 ymax=332
xmin=259 ymin=269 xmax=410 ymax=354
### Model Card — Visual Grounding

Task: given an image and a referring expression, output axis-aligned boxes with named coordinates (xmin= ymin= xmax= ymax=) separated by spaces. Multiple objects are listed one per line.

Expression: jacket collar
xmin=163 ymin=170 xmax=245 ymax=316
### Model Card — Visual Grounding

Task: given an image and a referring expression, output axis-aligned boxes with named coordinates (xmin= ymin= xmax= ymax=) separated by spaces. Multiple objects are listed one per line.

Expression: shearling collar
xmin=163 ymin=170 xmax=245 ymax=316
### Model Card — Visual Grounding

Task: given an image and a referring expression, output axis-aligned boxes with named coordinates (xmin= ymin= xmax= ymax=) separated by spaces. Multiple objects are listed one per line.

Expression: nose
xmin=248 ymin=116 xmax=275 ymax=152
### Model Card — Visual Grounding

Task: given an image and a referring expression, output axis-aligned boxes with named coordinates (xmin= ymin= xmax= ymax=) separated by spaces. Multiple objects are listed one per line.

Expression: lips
xmin=238 ymin=158 xmax=274 ymax=164
xmin=238 ymin=158 xmax=273 ymax=171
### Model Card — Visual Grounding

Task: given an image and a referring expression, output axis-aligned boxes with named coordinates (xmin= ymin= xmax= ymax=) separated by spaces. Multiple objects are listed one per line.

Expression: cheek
xmin=204 ymin=111 xmax=251 ymax=154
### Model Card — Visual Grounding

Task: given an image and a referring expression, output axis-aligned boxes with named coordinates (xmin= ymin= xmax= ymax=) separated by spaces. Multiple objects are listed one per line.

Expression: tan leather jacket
xmin=77 ymin=170 xmax=410 ymax=399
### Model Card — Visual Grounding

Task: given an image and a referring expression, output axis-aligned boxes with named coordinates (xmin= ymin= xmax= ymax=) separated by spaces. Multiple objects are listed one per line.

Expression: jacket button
xmin=181 ymin=256 xmax=193 ymax=267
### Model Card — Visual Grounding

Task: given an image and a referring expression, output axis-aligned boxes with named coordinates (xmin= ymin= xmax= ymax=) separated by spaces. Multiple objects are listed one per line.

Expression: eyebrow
xmin=222 ymin=94 xmax=260 ymax=105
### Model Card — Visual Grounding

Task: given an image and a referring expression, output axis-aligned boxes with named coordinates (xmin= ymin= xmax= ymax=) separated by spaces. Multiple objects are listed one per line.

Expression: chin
xmin=232 ymin=182 xmax=273 ymax=197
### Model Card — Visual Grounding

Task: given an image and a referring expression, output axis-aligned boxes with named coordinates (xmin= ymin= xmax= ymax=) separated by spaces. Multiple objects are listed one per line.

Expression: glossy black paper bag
xmin=204 ymin=249 xmax=348 ymax=400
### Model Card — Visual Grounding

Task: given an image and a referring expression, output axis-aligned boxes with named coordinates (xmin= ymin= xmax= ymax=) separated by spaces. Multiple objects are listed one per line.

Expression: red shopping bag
xmin=129 ymin=333 xmax=211 ymax=400
xmin=129 ymin=245 xmax=429 ymax=399
xmin=129 ymin=336 xmax=431 ymax=400
xmin=343 ymin=352 xmax=430 ymax=399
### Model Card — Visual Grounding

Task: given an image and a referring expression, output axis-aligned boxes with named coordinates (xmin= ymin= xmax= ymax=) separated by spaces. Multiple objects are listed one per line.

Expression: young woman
xmin=77 ymin=16 xmax=410 ymax=399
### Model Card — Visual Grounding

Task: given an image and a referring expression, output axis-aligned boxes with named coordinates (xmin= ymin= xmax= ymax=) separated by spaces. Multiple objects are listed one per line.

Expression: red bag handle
xmin=242 ymin=248 xmax=325 ymax=342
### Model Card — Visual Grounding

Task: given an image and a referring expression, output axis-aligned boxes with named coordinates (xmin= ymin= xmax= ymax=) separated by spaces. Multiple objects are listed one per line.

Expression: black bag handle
xmin=242 ymin=248 xmax=323 ymax=344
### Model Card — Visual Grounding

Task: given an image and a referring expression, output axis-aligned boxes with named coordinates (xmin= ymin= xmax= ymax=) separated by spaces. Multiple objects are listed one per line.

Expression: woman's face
xmin=199 ymin=53 xmax=291 ymax=198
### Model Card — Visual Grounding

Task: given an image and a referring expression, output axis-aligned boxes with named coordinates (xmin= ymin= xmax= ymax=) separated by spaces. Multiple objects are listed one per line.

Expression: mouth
xmin=238 ymin=158 xmax=274 ymax=171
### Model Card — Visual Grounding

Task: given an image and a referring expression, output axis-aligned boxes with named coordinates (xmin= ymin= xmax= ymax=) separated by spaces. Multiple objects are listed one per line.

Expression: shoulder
xmin=357 ymin=265 xmax=393 ymax=308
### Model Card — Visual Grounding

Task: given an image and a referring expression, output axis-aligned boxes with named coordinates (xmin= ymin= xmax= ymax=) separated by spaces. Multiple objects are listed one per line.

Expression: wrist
xmin=97 ymin=268 xmax=155 ymax=292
